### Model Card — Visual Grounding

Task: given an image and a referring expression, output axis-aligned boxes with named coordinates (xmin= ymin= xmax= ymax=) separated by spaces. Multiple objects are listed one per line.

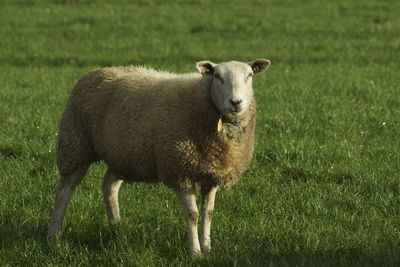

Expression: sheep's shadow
xmin=52 ymin=217 xmax=186 ymax=259
xmin=0 ymin=207 xmax=184 ymax=261
xmin=0 ymin=209 xmax=49 ymax=251
xmin=195 ymin=234 xmax=400 ymax=266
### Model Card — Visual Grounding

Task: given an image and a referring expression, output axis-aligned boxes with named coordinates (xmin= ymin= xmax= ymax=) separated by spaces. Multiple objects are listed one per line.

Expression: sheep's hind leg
xmin=200 ymin=183 xmax=218 ymax=253
xmin=102 ymin=169 xmax=124 ymax=222
xmin=47 ymin=163 xmax=90 ymax=240
xmin=175 ymin=188 xmax=201 ymax=258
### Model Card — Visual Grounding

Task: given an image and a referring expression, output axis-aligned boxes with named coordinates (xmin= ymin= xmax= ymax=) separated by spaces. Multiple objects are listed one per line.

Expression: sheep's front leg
xmin=200 ymin=183 xmax=218 ymax=253
xmin=176 ymin=189 xmax=201 ymax=257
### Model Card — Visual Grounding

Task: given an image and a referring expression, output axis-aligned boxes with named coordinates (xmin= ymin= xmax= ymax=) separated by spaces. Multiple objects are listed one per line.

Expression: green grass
xmin=1 ymin=0 xmax=400 ymax=265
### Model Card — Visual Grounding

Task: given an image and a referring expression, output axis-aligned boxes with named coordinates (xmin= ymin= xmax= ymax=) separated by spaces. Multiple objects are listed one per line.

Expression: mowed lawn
xmin=1 ymin=0 xmax=399 ymax=265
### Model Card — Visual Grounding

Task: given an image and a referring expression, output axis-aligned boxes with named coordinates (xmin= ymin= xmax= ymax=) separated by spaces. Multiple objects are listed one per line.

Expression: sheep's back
xmin=69 ymin=67 xmax=177 ymax=181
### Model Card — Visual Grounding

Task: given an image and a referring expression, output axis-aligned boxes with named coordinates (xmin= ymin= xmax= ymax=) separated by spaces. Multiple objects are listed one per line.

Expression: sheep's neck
xmin=222 ymin=119 xmax=244 ymax=142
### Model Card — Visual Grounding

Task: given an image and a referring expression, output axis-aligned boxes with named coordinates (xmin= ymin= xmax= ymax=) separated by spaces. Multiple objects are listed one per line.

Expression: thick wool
xmin=57 ymin=66 xmax=256 ymax=191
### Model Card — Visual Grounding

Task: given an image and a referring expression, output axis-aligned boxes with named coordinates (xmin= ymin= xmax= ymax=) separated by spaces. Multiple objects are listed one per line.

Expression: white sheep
xmin=48 ymin=59 xmax=271 ymax=257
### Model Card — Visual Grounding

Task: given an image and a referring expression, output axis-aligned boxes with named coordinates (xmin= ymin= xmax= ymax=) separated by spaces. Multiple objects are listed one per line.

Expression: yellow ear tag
xmin=217 ymin=118 xmax=222 ymax=132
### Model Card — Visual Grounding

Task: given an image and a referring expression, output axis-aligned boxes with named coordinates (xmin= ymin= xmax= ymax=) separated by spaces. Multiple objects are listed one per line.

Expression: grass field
xmin=1 ymin=0 xmax=400 ymax=265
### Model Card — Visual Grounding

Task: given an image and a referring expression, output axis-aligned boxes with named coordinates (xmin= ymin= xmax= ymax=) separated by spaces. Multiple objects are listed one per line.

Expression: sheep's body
xmin=48 ymin=60 xmax=271 ymax=257
xmin=58 ymin=66 xmax=255 ymax=190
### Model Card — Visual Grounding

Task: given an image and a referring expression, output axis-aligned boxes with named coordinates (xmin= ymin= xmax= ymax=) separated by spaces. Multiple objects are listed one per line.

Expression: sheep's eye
xmin=246 ymin=73 xmax=253 ymax=82
xmin=214 ymin=74 xmax=224 ymax=83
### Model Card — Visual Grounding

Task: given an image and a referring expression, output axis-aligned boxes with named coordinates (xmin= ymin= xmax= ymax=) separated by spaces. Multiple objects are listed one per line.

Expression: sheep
xmin=47 ymin=59 xmax=271 ymax=257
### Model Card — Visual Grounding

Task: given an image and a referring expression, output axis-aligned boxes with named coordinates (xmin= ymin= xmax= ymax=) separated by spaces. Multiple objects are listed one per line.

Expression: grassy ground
xmin=1 ymin=0 xmax=399 ymax=265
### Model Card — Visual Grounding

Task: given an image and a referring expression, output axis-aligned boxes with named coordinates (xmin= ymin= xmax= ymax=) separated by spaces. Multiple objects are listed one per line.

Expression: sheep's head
xmin=196 ymin=59 xmax=271 ymax=121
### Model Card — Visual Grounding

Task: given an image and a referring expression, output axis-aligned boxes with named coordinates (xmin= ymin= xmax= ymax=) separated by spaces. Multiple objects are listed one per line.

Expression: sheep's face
xmin=196 ymin=59 xmax=271 ymax=120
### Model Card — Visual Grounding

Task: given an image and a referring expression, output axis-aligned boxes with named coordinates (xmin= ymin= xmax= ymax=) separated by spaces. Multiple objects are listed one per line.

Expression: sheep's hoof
xmin=201 ymin=244 xmax=212 ymax=253
xmin=191 ymin=249 xmax=202 ymax=258
xmin=47 ymin=230 xmax=62 ymax=243
xmin=107 ymin=217 xmax=120 ymax=224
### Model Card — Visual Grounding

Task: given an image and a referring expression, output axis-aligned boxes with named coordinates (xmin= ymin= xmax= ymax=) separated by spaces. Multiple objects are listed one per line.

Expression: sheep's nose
xmin=230 ymin=99 xmax=242 ymax=108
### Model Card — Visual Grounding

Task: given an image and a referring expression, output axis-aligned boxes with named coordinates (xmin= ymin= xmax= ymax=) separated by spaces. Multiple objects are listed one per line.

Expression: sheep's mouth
xmin=223 ymin=109 xmax=245 ymax=121
xmin=230 ymin=106 xmax=242 ymax=113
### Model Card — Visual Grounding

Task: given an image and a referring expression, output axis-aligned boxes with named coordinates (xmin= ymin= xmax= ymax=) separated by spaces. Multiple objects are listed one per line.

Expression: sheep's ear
xmin=248 ymin=59 xmax=271 ymax=75
xmin=196 ymin=61 xmax=216 ymax=76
